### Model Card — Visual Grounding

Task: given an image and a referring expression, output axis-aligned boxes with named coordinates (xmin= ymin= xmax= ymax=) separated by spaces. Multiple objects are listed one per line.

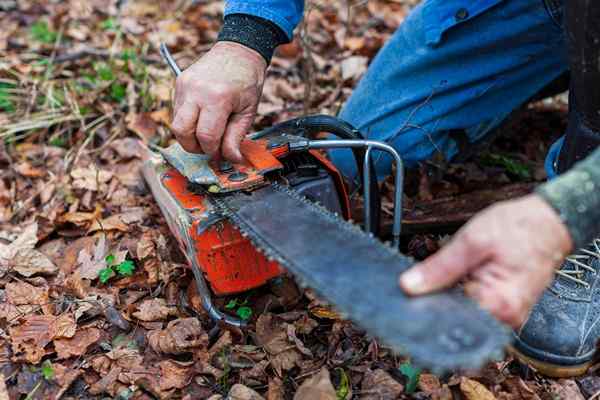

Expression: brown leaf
xmin=309 ymin=306 xmax=341 ymax=320
xmin=8 ymin=313 xmax=74 ymax=363
xmin=54 ymin=327 xmax=102 ymax=359
xmin=14 ymin=162 xmax=45 ymax=178
xmin=11 ymin=248 xmax=57 ymax=277
xmin=126 ymin=112 xmax=158 ymax=140
xmin=361 ymin=369 xmax=404 ymax=400
xmin=0 ymin=373 xmax=8 ymax=400
xmin=460 ymin=377 xmax=497 ymax=400
xmin=77 ymin=234 xmax=126 ymax=280
xmin=549 ymin=379 xmax=585 ymax=400
xmin=133 ymin=298 xmax=177 ymax=322
xmin=109 ymin=137 xmax=144 ymax=159
xmin=0 ymin=223 xmax=39 ymax=274
xmin=147 ymin=318 xmax=208 ymax=354
xmin=419 ymin=373 xmax=441 ymax=394
xmin=255 ymin=314 xmax=302 ymax=375
xmin=294 ymin=368 xmax=336 ymax=400
xmin=228 ymin=384 xmax=265 ymax=400
xmin=159 ymin=360 xmax=193 ymax=391
xmin=5 ymin=281 xmax=51 ymax=315
xmin=267 ymin=377 xmax=284 ymax=400
xmin=88 ymin=208 xmax=145 ymax=233
xmin=340 ymin=56 xmax=368 ymax=81
xmin=70 ymin=167 xmax=113 ymax=191
xmin=88 ymin=366 xmax=122 ymax=396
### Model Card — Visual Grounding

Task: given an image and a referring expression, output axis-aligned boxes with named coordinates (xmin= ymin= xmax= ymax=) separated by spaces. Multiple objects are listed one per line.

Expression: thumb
xmin=399 ymin=230 xmax=489 ymax=296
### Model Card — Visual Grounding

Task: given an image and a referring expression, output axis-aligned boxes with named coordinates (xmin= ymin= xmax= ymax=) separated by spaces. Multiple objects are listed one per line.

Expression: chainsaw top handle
xmin=250 ymin=115 xmax=381 ymax=236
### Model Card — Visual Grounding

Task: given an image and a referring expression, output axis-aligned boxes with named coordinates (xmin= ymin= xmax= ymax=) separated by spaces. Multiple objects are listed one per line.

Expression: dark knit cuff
xmin=217 ymin=14 xmax=289 ymax=64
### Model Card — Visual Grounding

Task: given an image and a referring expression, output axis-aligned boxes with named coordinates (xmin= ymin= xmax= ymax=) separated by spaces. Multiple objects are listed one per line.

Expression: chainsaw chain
xmin=211 ymin=181 xmax=397 ymax=270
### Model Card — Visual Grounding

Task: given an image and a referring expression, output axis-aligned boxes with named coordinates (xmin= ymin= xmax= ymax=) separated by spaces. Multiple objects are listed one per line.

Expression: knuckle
xmin=461 ymin=230 xmax=486 ymax=251
xmin=196 ymin=132 xmax=219 ymax=145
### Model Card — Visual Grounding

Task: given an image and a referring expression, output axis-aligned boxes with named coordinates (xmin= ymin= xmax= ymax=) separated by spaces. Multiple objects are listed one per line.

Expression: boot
xmin=511 ymin=0 xmax=600 ymax=377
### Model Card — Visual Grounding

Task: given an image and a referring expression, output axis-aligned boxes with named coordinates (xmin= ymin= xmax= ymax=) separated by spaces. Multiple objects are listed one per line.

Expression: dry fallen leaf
xmin=294 ymin=368 xmax=336 ymax=400
xmin=147 ymin=318 xmax=208 ymax=355
xmin=159 ymin=360 xmax=193 ymax=391
xmin=133 ymin=298 xmax=178 ymax=321
xmin=54 ymin=327 xmax=102 ymax=359
xmin=9 ymin=313 xmax=75 ymax=364
xmin=0 ymin=223 xmax=39 ymax=275
xmin=88 ymin=208 xmax=145 ymax=233
xmin=460 ymin=377 xmax=497 ymax=400
xmin=11 ymin=247 xmax=57 ymax=277
xmin=228 ymin=384 xmax=265 ymax=400
xmin=255 ymin=314 xmax=302 ymax=376
xmin=340 ymin=56 xmax=368 ymax=81
xmin=5 ymin=281 xmax=51 ymax=315
xmin=70 ymin=167 xmax=113 ymax=191
xmin=361 ymin=369 xmax=404 ymax=400
xmin=549 ymin=379 xmax=585 ymax=400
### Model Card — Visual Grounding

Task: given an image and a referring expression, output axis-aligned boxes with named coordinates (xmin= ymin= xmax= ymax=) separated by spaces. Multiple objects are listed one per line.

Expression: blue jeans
xmin=330 ymin=0 xmax=568 ymax=181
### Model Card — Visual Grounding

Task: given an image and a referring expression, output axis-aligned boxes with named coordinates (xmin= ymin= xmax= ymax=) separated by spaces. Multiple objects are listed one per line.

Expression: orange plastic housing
xmin=142 ymin=140 xmax=349 ymax=296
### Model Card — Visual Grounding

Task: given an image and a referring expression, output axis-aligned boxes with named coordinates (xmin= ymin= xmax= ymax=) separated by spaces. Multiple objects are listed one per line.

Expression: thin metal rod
xmin=307 ymin=139 xmax=404 ymax=247
xmin=363 ymin=146 xmax=373 ymax=234
xmin=180 ymin=215 xmax=247 ymax=327
xmin=159 ymin=43 xmax=182 ymax=77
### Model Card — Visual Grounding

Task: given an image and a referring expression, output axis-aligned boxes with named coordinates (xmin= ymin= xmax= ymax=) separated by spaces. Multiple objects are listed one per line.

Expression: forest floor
xmin=0 ymin=1 xmax=595 ymax=399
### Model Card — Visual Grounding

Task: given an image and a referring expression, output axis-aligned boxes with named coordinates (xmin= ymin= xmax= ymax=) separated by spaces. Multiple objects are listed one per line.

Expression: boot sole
xmin=507 ymin=345 xmax=594 ymax=378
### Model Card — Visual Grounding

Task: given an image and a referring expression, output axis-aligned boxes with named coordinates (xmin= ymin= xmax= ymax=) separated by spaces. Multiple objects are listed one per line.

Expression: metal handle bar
xmin=305 ymin=140 xmax=404 ymax=248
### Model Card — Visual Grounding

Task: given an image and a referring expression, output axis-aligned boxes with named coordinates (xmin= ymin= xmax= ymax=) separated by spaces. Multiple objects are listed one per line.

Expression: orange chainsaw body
xmin=142 ymin=139 xmax=350 ymax=296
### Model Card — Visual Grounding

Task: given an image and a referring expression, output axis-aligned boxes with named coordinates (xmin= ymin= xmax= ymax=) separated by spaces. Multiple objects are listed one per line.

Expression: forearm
xmin=537 ymin=147 xmax=600 ymax=249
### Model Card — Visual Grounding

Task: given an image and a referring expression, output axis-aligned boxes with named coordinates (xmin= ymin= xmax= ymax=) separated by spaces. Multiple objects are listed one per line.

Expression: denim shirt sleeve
xmin=224 ymin=1 xmax=304 ymax=40
xmin=422 ymin=0 xmax=505 ymax=45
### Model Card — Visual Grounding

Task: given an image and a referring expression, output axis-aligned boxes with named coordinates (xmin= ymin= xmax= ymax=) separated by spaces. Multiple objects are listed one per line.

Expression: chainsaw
xmin=141 ymin=44 xmax=511 ymax=372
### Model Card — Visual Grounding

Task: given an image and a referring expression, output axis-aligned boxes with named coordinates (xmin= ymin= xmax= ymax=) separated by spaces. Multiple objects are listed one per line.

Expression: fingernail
xmin=399 ymin=268 xmax=425 ymax=295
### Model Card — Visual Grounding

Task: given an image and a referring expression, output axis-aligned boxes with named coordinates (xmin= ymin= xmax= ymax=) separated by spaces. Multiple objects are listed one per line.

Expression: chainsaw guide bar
xmin=211 ymin=182 xmax=511 ymax=372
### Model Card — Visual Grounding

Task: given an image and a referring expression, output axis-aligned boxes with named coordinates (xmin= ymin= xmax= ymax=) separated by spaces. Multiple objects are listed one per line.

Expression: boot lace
xmin=556 ymin=238 xmax=600 ymax=288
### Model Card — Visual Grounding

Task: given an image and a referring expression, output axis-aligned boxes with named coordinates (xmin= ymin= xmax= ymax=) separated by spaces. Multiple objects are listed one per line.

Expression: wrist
xmin=210 ymin=41 xmax=268 ymax=71
xmin=527 ymin=194 xmax=574 ymax=258
xmin=217 ymin=13 xmax=289 ymax=64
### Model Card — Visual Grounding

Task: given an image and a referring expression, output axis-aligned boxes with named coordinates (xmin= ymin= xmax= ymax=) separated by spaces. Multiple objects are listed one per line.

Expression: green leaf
xmin=41 ymin=360 xmax=54 ymax=380
xmin=236 ymin=306 xmax=252 ymax=320
xmin=110 ymin=83 xmax=126 ymax=102
xmin=120 ymin=48 xmax=137 ymax=62
xmin=0 ymin=83 xmax=15 ymax=113
xmin=30 ymin=21 xmax=57 ymax=44
xmin=335 ymin=368 xmax=350 ymax=400
xmin=99 ymin=267 xmax=115 ymax=283
xmin=116 ymin=260 xmax=135 ymax=276
xmin=225 ymin=299 xmax=238 ymax=310
xmin=105 ymin=254 xmax=115 ymax=265
xmin=483 ymin=153 xmax=531 ymax=180
xmin=49 ymin=136 xmax=67 ymax=148
xmin=100 ymin=18 xmax=119 ymax=31
xmin=95 ymin=63 xmax=115 ymax=81
xmin=399 ymin=362 xmax=421 ymax=394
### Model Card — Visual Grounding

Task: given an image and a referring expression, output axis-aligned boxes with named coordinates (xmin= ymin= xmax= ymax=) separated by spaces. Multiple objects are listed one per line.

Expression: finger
xmin=399 ymin=228 xmax=490 ymax=295
xmin=221 ymin=112 xmax=254 ymax=163
xmin=172 ymin=101 xmax=202 ymax=153
xmin=473 ymin=269 xmax=529 ymax=328
xmin=196 ymin=105 xmax=232 ymax=159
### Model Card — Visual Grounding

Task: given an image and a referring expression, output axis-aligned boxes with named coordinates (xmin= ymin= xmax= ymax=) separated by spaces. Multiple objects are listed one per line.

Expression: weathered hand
xmin=399 ymin=194 xmax=573 ymax=328
xmin=171 ymin=41 xmax=267 ymax=162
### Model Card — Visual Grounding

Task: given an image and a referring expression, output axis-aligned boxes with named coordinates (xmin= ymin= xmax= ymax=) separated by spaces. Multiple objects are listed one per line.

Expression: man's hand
xmin=399 ymin=194 xmax=573 ymax=328
xmin=171 ymin=41 xmax=267 ymax=162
